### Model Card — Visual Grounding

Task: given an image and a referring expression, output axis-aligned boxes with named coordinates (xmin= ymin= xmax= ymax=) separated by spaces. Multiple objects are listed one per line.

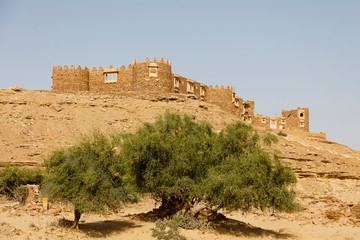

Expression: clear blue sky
xmin=0 ymin=0 xmax=359 ymax=150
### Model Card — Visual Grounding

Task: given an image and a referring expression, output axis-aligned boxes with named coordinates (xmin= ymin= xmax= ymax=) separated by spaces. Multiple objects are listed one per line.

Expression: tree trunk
xmin=72 ymin=209 xmax=81 ymax=229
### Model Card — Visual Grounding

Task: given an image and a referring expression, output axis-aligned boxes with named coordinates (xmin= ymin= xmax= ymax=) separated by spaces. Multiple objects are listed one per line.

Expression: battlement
xmin=51 ymin=57 xmax=309 ymax=132
xmin=52 ymin=65 xmax=90 ymax=92
xmin=53 ymin=65 xmax=89 ymax=71
xmin=133 ymin=57 xmax=171 ymax=65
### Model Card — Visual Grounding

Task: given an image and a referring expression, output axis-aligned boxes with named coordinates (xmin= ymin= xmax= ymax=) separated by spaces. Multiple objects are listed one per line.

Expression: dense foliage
xmin=115 ymin=113 xmax=216 ymax=203
xmin=42 ymin=131 xmax=137 ymax=227
xmin=118 ymin=112 xmax=298 ymax=213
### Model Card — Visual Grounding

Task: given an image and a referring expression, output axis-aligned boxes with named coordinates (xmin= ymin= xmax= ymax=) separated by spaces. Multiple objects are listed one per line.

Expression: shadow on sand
xmin=57 ymin=218 xmax=141 ymax=238
xmin=80 ymin=220 xmax=142 ymax=238
xmin=131 ymin=210 xmax=293 ymax=239
xmin=211 ymin=217 xmax=292 ymax=239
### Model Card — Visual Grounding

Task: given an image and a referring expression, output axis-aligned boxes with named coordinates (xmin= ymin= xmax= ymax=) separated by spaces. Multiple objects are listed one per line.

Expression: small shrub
xmin=152 ymin=216 xmax=187 ymax=240
xmin=277 ymin=131 xmax=287 ymax=137
xmin=14 ymin=185 xmax=29 ymax=204
xmin=151 ymin=213 xmax=211 ymax=240
xmin=0 ymin=166 xmax=43 ymax=200
xmin=263 ymin=132 xmax=279 ymax=146
xmin=169 ymin=214 xmax=209 ymax=230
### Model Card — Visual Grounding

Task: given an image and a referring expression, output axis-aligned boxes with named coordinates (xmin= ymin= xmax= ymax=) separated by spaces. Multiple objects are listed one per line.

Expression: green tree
xmin=117 ymin=112 xmax=297 ymax=218
xmin=42 ymin=131 xmax=137 ymax=228
xmin=115 ymin=112 xmax=215 ymax=212
xmin=203 ymin=122 xmax=296 ymax=212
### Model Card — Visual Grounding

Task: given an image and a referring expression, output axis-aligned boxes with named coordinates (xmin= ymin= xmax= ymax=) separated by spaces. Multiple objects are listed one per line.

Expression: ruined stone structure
xmin=252 ymin=108 xmax=309 ymax=132
xmin=52 ymin=57 xmax=309 ymax=132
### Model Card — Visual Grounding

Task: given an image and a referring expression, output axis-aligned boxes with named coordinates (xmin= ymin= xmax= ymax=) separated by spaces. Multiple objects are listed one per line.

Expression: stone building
xmin=52 ymin=57 xmax=309 ymax=132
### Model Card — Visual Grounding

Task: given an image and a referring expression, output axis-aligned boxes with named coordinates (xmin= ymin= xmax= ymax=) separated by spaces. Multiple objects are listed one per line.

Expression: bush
xmin=14 ymin=186 xmax=29 ymax=204
xmin=152 ymin=215 xmax=188 ymax=240
xmin=151 ymin=211 xmax=210 ymax=239
xmin=263 ymin=132 xmax=279 ymax=146
xmin=0 ymin=166 xmax=43 ymax=201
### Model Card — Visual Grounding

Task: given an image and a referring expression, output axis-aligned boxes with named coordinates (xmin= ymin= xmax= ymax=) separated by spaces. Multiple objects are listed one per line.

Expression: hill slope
xmin=1 ymin=87 xmax=360 ymax=239
xmin=1 ymin=87 xmax=359 ymax=171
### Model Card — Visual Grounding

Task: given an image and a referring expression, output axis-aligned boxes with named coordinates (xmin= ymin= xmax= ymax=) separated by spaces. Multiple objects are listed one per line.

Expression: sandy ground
xmin=1 ymin=191 xmax=360 ymax=240
xmin=1 ymin=87 xmax=360 ymax=240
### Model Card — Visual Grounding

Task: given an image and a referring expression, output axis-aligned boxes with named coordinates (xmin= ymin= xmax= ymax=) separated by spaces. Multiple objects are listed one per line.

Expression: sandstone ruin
xmin=52 ymin=57 xmax=309 ymax=131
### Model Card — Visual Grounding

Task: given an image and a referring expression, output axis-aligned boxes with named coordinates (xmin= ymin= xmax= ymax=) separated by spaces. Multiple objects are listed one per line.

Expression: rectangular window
xmin=299 ymin=110 xmax=305 ymax=119
xmin=187 ymin=82 xmax=194 ymax=94
xmin=149 ymin=63 xmax=158 ymax=78
xmin=200 ymin=86 xmax=205 ymax=97
xmin=261 ymin=118 xmax=266 ymax=124
xmin=270 ymin=120 xmax=277 ymax=129
xmin=174 ymin=78 xmax=180 ymax=89
xmin=104 ymin=73 xmax=117 ymax=83
xmin=149 ymin=67 xmax=158 ymax=77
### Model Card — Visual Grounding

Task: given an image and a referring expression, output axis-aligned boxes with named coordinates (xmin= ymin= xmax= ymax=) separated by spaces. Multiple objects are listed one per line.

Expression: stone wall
xmin=253 ymin=115 xmax=282 ymax=131
xmin=131 ymin=58 xmax=172 ymax=97
xmin=172 ymin=74 xmax=205 ymax=100
xmin=52 ymin=65 xmax=89 ymax=93
xmin=242 ymin=101 xmax=255 ymax=124
xmin=206 ymin=85 xmax=238 ymax=114
xmin=282 ymin=108 xmax=309 ymax=131
xmin=172 ymin=74 xmax=187 ymax=94
xmin=51 ymin=57 xmax=310 ymax=132
xmin=253 ymin=107 xmax=309 ymax=131
xmin=89 ymin=65 xmax=133 ymax=94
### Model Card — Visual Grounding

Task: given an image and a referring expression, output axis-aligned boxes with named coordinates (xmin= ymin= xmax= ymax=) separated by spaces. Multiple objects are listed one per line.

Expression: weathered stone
xmin=9 ymin=86 xmax=22 ymax=92
xmin=325 ymin=209 xmax=342 ymax=221
xmin=351 ymin=202 xmax=360 ymax=219
xmin=53 ymin=104 xmax=63 ymax=112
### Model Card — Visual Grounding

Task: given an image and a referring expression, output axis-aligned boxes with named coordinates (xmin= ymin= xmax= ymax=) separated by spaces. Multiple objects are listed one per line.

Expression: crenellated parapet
xmin=51 ymin=57 xmax=309 ymax=132
xmin=52 ymin=65 xmax=90 ymax=92
xmin=132 ymin=57 xmax=172 ymax=94
xmin=205 ymin=84 xmax=242 ymax=115
xmin=89 ymin=64 xmax=133 ymax=93
xmin=52 ymin=57 xmax=172 ymax=95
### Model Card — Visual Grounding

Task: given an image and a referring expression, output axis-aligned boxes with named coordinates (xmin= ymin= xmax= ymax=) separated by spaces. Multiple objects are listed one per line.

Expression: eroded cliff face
xmin=1 ymin=87 xmax=360 ymax=228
